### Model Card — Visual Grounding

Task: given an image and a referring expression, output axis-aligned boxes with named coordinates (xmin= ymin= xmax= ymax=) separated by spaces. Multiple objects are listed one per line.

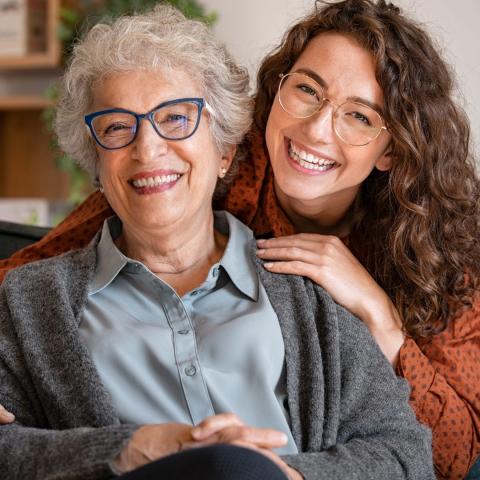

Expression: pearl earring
xmin=219 ymin=167 xmax=228 ymax=178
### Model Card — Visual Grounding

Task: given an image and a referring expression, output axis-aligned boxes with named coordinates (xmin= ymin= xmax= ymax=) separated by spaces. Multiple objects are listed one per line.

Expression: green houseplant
xmin=44 ymin=0 xmax=217 ymax=206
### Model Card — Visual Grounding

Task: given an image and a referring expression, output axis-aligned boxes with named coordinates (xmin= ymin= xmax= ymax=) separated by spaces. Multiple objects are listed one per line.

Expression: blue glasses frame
xmin=84 ymin=97 xmax=206 ymax=150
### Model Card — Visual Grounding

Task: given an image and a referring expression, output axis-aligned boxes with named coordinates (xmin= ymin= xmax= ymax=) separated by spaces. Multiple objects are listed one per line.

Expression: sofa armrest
xmin=0 ymin=221 xmax=51 ymax=259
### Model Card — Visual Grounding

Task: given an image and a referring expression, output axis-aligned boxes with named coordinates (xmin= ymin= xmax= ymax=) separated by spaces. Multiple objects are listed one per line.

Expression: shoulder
xmin=257 ymin=259 xmax=386 ymax=355
xmin=2 ymin=238 xmax=98 ymax=309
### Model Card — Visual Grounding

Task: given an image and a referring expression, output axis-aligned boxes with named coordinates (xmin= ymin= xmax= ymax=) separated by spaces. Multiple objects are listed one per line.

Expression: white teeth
xmin=289 ymin=141 xmax=336 ymax=169
xmin=297 ymin=159 xmax=334 ymax=171
xmin=132 ymin=174 xmax=181 ymax=188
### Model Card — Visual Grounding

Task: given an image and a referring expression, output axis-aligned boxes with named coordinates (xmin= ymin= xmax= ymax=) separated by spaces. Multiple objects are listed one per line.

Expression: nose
xmin=301 ymin=100 xmax=336 ymax=144
xmin=132 ymin=117 xmax=168 ymax=162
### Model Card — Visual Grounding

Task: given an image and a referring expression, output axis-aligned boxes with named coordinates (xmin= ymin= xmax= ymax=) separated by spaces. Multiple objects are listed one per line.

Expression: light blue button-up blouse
xmin=79 ymin=211 xmax=297 ymax=454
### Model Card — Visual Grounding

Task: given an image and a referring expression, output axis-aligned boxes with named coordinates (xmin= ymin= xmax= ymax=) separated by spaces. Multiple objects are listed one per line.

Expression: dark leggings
xmin=117 ymin=444 xmax=289 ymax=480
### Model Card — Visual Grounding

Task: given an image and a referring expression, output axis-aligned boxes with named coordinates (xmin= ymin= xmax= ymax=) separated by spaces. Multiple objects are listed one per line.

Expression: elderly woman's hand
xmin=113 ymin=423 xmax=195 ymax=474
xmin=191 ymin=413 xmax=303 ymax=480
xmin=256 ymin=234 xmax=405 ymax=366
xmin=0 ymin=403 xmax=15 ymax=424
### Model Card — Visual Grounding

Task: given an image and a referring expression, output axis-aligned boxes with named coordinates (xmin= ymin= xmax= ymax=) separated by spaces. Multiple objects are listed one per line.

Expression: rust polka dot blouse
xmin=1 ymin=132 xmax=478 ymax=479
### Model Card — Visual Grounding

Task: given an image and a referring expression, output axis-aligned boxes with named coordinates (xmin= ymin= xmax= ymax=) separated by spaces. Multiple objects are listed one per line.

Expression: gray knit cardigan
xmin=0 ymin=237 xmax=434 ymax=480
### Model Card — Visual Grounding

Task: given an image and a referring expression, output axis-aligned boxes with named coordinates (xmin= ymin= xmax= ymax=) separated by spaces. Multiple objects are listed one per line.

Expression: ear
xmin=375 ymin=145 xmax=393 ymax=172
xmin=219 ymin=144 xmax=237 ymax=173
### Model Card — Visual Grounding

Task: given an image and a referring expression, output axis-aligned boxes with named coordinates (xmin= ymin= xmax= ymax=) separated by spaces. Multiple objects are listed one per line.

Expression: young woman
xmin=1 ymin=1 xmax=479 ymax=477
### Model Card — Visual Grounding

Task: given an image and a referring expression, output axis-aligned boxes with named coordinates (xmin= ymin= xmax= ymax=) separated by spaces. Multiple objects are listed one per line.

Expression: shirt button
xmin=178 ymin=329 xmax=190 ymax=335
xmin=185 ymin=365 xmax=197 ymax=376
xmin=191 ymin=290 xmax=199 ymax=296
xmin=213 ymin=266 xmax=220 ymax=276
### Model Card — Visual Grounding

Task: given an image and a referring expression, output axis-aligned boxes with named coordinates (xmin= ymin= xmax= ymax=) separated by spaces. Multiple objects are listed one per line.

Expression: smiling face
xmin=92 ymin=69 xmax=231 ymax=238
xmin=265 ymin=32 xmax=392 ymax=222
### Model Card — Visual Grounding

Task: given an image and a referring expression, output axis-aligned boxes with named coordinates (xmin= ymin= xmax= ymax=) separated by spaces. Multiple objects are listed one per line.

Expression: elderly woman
xmin=0 ymin=5 xmax=433 ymax=480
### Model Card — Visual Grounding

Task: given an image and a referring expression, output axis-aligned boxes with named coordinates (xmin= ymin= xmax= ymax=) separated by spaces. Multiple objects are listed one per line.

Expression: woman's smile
xmin=129 ymin=169 xmax=184 ymax=194
xmin=285 ymin=138 xmax=339 ymax=176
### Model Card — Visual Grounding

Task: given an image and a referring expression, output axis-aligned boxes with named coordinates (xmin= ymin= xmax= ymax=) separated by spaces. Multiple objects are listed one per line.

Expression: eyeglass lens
xmin=91 ymin=101 xmax=201 ymax=149
xmin=278 ymin=72 xmax=384 ymax=146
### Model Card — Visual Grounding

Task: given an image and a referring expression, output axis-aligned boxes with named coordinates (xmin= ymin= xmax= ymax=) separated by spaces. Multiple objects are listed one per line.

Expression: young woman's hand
xmin=257 ymin=234 xmax=405 ymax=366
xmin=192 ymin=413 xmax=302 ymax=480
xmin=0 ymin=404 xmax=15 ymax=424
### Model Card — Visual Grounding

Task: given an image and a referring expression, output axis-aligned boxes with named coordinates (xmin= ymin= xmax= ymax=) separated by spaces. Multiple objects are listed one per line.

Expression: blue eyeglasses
xmin=84 ymin=97 xmax=208 ymax=150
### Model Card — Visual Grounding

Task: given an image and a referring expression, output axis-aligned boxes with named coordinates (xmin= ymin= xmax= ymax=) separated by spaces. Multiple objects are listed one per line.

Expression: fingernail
xmin=256 ymin=239 xmax=266 ymax=244
xmin=256 ymin=249 xmax=265 ymax=255
xmin=3 ymin=412 xmax=15 ymax=421
xmin=263 ymin=263 xmax=273 ymax=268
xmin=190 ymin=427 xmax=202 ymax=439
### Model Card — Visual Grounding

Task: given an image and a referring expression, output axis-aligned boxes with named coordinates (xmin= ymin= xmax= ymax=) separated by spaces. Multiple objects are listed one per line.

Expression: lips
xmin=287 ymin=139 xmax=338 ymax=172
xmin=128 ymin=169 xmax=183 ymax=193
xmin=131 ymin=174 xmax=181 ymax=188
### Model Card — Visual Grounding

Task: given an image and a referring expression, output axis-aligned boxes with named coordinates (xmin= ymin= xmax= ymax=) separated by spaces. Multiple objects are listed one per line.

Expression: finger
xmin=257 ymin=238 xmax=345 ymax=260
xmin=257 ymin=233 xmax=339 ymax=248
xmin=0 ymin=405 xmax=15 ymax=424
xmin=213 ymin=425 xmax=288 ymax=449
xmin=191 ymin=413 xmax=244 ymax=440
xmin=263 ymin=260 xmax=322 ymax=282
xmin=256 ymin=246 xmax=324 ymax=265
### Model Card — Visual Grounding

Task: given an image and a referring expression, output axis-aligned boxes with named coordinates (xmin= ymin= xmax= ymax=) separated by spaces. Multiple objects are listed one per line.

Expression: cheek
xmin=340 ymin=146 xmax=384 ymax=180
xmin=97 ymin=153 xmax=127 ymax=189
xmin=266 ymin=109 xmax=284 ymax=162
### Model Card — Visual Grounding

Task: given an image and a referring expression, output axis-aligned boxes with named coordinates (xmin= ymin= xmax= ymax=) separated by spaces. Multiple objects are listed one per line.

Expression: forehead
xmin=91 ymin=68 xmax=202 ymax=110
xmin=291 ymin=32 xmax=383 ymax=104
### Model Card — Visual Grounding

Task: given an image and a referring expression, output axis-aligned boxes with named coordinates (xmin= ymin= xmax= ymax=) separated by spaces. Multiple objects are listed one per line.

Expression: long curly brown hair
xmin=253 ymin=0 xmax=480 ymax=339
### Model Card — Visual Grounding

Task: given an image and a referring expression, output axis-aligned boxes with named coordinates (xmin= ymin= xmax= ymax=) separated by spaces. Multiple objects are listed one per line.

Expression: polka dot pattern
xmin=1 ymin=131 xmax=479 ymax=477
xmin=397 ymin=300 xmax=480 ymax=479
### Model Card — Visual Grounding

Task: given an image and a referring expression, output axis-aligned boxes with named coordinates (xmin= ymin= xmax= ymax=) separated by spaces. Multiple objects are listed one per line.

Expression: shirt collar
xmin=90 ymin=216 xmax=129 ymax=295
xmin=90 ymin=212 xmax=259 ymax=301
xmin=214 ymin=211 xmax=259 ymax=301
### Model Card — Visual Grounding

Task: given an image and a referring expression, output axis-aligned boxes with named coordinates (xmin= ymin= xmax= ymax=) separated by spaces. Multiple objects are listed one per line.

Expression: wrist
xmin=360 ymin=292 xmax=406 ymax=366
xmin=360 ymin=289 xmax=401 ymax=332
xmin=112 ymin=426 xmax=148 ymax=475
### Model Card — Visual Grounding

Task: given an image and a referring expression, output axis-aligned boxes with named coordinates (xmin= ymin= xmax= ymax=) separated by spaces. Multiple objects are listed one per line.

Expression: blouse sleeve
xmin=0 ymin=191 xmax=112 ymax=284
xmin=396 ymin=295 xmax=480 ymax=479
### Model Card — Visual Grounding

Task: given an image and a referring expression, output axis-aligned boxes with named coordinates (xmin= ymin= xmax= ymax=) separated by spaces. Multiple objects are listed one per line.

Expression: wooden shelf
xmin=0 ymin=0 xmax=61 ymax=71
xmin=0 ymin=95 xmax=54 ymax=110
xmin=0 ymin=1 xmax=67 ymax=201
xmin=0 ymin=52 xmax=60 ymax=70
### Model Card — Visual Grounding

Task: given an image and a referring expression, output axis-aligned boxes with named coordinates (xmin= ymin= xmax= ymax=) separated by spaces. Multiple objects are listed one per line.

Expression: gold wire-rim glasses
xmin=277 ymin=72 xmax=388 ymax=147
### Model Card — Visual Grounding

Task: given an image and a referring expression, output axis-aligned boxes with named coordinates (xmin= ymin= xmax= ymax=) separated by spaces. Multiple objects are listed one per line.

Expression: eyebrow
xmin=293 ymin=67 xmax=384 ymax=115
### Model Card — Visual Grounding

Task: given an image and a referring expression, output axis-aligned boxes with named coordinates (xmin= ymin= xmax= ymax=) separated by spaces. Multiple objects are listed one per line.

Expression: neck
xmin=116 ymin=211 xmax=227 ymax=295
xmin=275 ymin=182 xmax=359 ymax=237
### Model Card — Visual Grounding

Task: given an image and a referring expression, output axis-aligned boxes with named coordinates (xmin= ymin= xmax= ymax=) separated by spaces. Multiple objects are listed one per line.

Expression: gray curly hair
xmin=54 ymin=4 xmax=252 ymax=191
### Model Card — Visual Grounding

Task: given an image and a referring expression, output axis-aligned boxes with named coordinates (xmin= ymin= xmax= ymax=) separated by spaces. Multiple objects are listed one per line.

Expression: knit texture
xmin=0 ymin=236 xmax=434 ymax=479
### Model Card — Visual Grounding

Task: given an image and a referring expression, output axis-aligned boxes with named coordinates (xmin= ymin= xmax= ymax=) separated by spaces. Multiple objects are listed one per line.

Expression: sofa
xmin=0 ymin=220 xmax=50 ymax=259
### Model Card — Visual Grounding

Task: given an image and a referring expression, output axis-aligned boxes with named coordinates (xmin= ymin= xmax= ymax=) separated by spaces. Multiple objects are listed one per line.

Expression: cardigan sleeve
xmin=0 ymin=191 xmax=112 ymax=284
xmin=283 ymin=308 xmax=435 ymax=480
xmin=396 ymin=296 xmax=480 ymax=479
xmin=0 ymin=423 xmax=137 ymax=479
xmin=259 ymin=272 xmax=436 ymax=480
xmin=0 ymin=278 xmax=137 ymax=479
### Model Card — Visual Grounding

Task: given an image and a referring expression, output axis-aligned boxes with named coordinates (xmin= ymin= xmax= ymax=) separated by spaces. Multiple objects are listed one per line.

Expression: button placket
xmin=160 ymin=286 xmax=214 ymax=425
